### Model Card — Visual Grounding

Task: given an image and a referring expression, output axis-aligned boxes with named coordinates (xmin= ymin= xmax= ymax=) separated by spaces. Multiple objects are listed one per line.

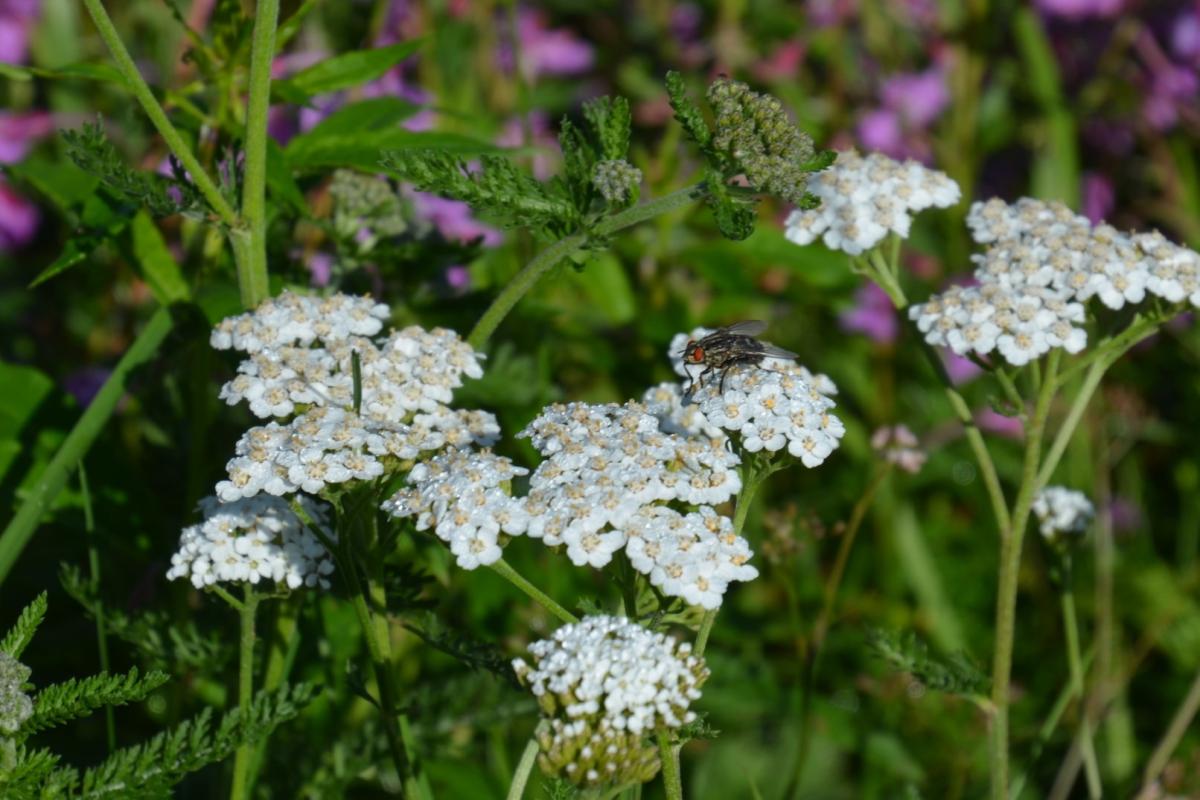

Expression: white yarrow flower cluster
xmin=211 ymin=292 xmax=498 ymax=500
xmin=166 ymin=495 xmax=335 ymax=590
xmin=1032 ymin=486 xmax=1095 ymax=541
xmin=382 ymin=449 xmax=529 ymax=569
xmin=783 ymin=150 xmax=961 ymax=256
xmin=910 ymin=198 xmax=1200 ymax=366
xmin=668 ymin=329 xmax=845 ymax=467
xmin=511 ymin=615 xmax=709 ymax=788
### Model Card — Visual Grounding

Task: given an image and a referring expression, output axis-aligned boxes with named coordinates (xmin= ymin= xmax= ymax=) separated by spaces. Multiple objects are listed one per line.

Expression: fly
xmin=680 ymin=320 xmax=798 ymax=394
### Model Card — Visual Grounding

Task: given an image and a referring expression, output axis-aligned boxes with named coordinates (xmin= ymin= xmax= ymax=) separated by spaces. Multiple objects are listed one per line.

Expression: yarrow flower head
xmin=211 ymin=292 xmax=498 ymax=500
xmin=784 ymin=150 xmax=961 ymax=256
xmin=908 ymin=198 xmax=1200 ymax=367
xmin=1032 ymin=486 xmax=1095 ymax=542
xmin=382 ymin=449 xmax=528 ymax=569
xmin=707 ymin=77 xmax=818 ymax=205
xmin=668 ymin=328 xmax=845 ymax=467
xmin=167 ymin=495 xmax=336 ymax=590
xmin=0 ymin=651 xmax=32 ymax=735
xmin=511 ymin=615 xmax=708 ymax=789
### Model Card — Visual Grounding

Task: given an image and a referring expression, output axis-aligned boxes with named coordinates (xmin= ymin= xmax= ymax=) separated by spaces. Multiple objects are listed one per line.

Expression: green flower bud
xmin=592 ymin=159 xmax=642 ymax=206
xmin=0 ymin=652 xmax=33 ymax=735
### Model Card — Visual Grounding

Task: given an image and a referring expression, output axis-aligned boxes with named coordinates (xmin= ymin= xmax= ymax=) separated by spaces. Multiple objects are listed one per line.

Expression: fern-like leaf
xmin=1 ymin=593 xmax=47 ymax=658
xmin=664 ymin=71 xmax=712 ymax=154
xmin=582 ymin=96 xmax=632 ymax=162
xmin=0 ymin=745 xmax=61 ymax=799
xmin=382 ymin=149 xmax=579 ymax=237
xmin=61 ymin=122 xmax=204 ymax=219
xmin=53 ymin=682 xmax=316 ymax=799
xmin=866 ymin=628 xmax=989 ymax=697
xmin=25 ymin=668 xmax=170 ymax=735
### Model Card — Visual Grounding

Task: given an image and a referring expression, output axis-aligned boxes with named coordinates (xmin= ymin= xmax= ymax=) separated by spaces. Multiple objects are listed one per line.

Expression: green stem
xmin=0 ymin=307 xmax=173 ymax=585
xmin=789 ymin=465 xmax=891 ymax=797
xmin=1060 ymin=568 xmax=1101 ymax=798
xmin=1036 ymin=357 xmax=1108 ymax=490
xmin=506 ymin=735 xmax=540 ymax=800
xmin=80 ymin=0 xmax=239 ymax=227
xmin=79 ymin=463 xmax=115 ymax=753
xmin=237 ymin=0 xmax=279 ymax=309
xmin=656 ymin=729 xmax=683 ymax=800
xmin=1010 ymin=648 xmax=1096 ymax=799
xmin=1139 ymin=662 xmax=1200 ymax=792
xmin=245 ymin=596 xmax=301 ymax=793
xmin=990 ymin=350 xmax=1060 ymax=800
xmin=488 ymin=558 xmax=579 ymax=624
xmin=466 ymin=183 xmax=707 ymax=350
xmin=230 ymin=586 xmax=261 ymax=800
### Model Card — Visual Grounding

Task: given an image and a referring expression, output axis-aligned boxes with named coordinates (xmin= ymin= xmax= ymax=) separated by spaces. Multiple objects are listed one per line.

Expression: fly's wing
xmin=719 ymin=320 xmax=768 ymax=337
xmin=756 ymin=341 xmax=798 ymax=360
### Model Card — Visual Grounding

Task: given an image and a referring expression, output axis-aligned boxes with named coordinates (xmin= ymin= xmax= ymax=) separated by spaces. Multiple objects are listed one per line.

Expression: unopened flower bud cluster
xmin=910 ymin=197 xmax=1200 ymax=366
xmin=330 ymin=169 xmax=408 ymax=240
xmin=0 ymin=652 xmax=32 ymax=735
xmin=511 ymin=615 xmax=708 ymax=788
xmin=593 ymin=159 xmax=642 ymax=205
xmin=211 ymin=292 xmax=498 ymax=500
xmin=1032 ymin=486 xmax=1094 ymax=541
xmin=784 ymin=150 xmax=960 ymax=255
xmin=708 ymin=77 xmax=817 ymax=205
xmin=668 ymin=329 xmax=845 ymax=468
xmin=167 ymin=495 xmax=335 ymax=590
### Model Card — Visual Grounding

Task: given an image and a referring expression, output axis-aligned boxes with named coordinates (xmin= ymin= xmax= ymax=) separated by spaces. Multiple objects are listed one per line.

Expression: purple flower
xmin=63 ymin=367 xmax=112 ymax=408
xmin=0 ymin=180 xmax=38 ymax=250
xmin=409 ymin=191 xmax=502 ymax=246
xmin=858 ymin=67 xmax=948 ymax=160
xmin=976 ymin=407 xmax=1024 ymax=439
xmin=1106 ymin=497 xmax=1143 ymax=533
xmin=1141 ymin=57 xmax=1198 ymax=131
xmin=496 ymin=112 xmax=557 ymax=179
xmin=753 ymin=40 xmax=806 ymax=82
xmin=806 ymin=0 xmax=858 ymax=27
xmin=839 ymin=283 xmax=898 ymax=343
xmin=0 ymin=0 xmax=38 ymax=64
xmin=942 ymin=351 xmax=983 ymax=385
xmin=0 ymin=112 xmax=54 ymax=164
xmin=445 ymin=265 xmax=471 ymax=290
xmin=1034 ymin=0 xmax=1123 ymax=19
xmin=1172 ymin=11 xmax=1200 ymax=65
xmin=881 ymin=68 xmax=949 ymax=128
xmin=500 ymin=9 xmax=593 ymax=80
xmin=306 ymin=251 xmax=333 ymax=287
xmin=1081 ymin=172 xmax=1114 ymax=224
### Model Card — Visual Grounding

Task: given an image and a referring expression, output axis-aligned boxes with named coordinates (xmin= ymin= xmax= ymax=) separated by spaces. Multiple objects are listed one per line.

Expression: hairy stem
xmin=245 ymin=596 xmax=302 ymax=794
xmin=467 ymin=183 xmax=707 ymax=350
xmin=657 ymin=729 xmax=683 ymax=800
xmin=489 ymin=558 xmax=579 ymax=625
xmin=80 ymin=0 xmax=238 ymax=227
xmin=1060 ymin=569 xmax=1102 ymax=798
xmin=506 ymin=734 xmax=540 ymax=800
xmin=230 ymin=586 xmax=260 ymax=800
xmin=990 ymin=350 xmax=1060 ymax=799
xmin=237 ymin=0 xmax=280 ymax=308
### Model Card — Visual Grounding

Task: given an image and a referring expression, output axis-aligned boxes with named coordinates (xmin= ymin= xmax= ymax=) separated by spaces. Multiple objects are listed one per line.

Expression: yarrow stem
xmin=237 ymin=0 xmax=280 ymax=309
xmin=505 ymin=734 xmax=540 ymax=800
xmin=230 ymin=585 xmax=260 ymax=800
xmin=1059 ymin=559 xmax=1102 ymax=798
xmin=488 ymin=558 xmax=580 ymax=625
xmin=79 ymin=0 xmax=239 ymax=227
xmin=990 ymin=348 xmax=1060 ymax=800
xmin=466 ymin=182 xmax=708 ymax=350
xmin=656 ymin=729 xmax=683 ymax=800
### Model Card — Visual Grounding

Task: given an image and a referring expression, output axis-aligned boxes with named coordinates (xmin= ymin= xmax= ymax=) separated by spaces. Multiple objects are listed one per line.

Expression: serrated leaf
xmin=665 ymin=70 xmax=711 ymax=152
xmin=273 ymin=40 xmax=423 ymax=102
xmin=129 ymin=212 xmax=189 ymax=304
xmin=583 ymin=95 xmax=631 ymax=161
xmin=26 ymin=668 xmax=171 ymax=734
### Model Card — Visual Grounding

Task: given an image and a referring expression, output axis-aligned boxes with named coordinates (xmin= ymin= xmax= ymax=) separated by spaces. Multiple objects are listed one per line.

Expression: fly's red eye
xmin=691 ymin=346 xmax=705 ymax=362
